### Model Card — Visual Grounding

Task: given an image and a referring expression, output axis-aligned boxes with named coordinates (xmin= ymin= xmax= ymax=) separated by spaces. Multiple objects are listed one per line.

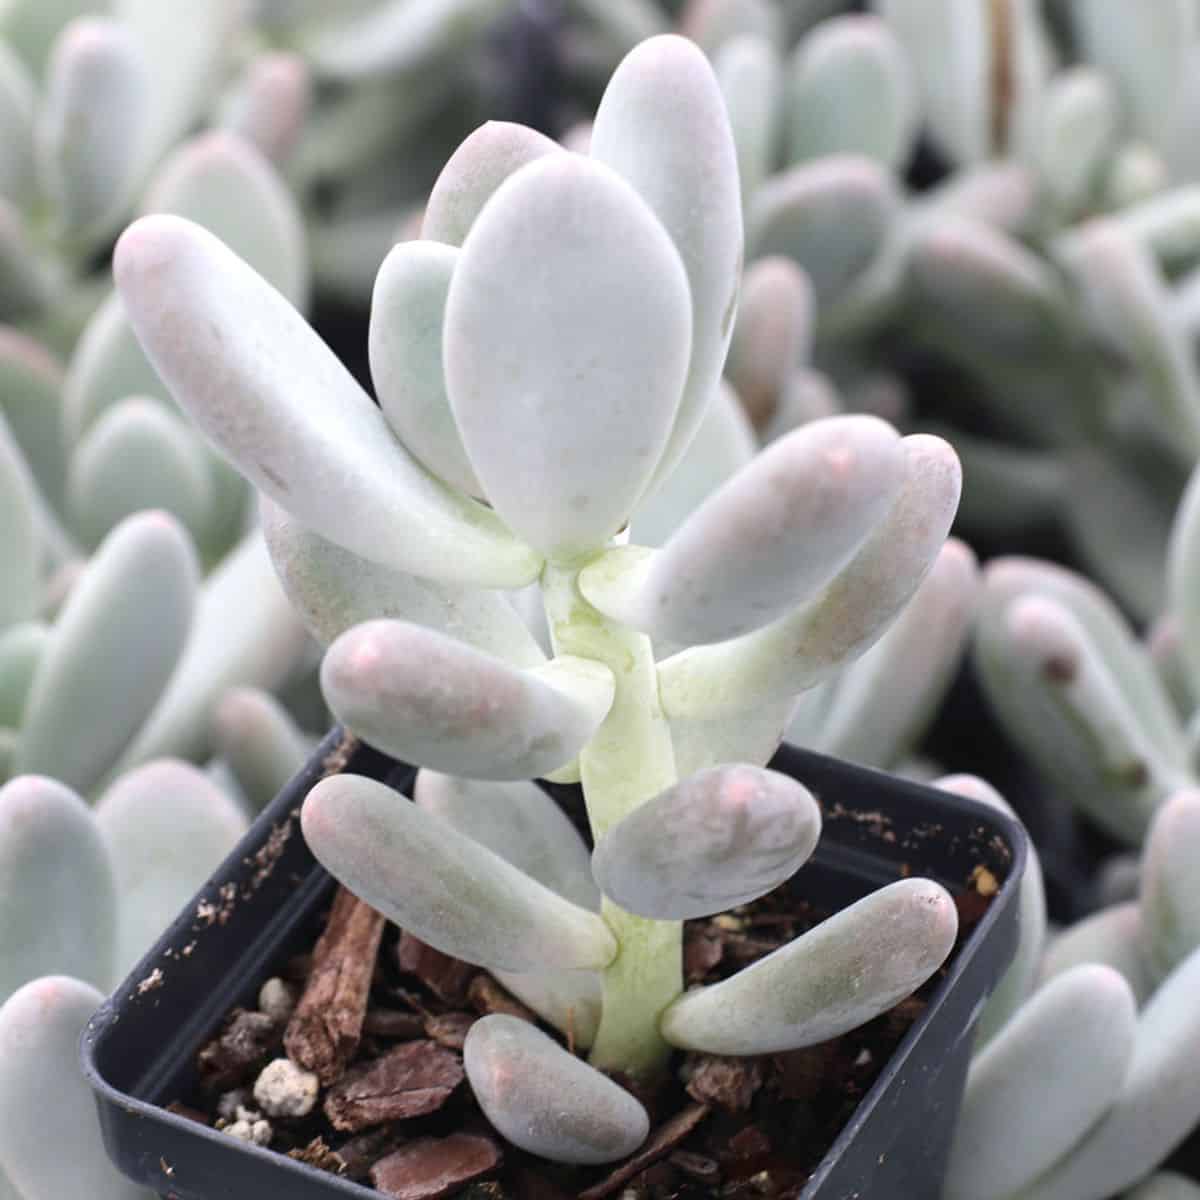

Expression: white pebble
xmin=225 ymin=1106 xmax=272 ymax=1146
xmin=258 ymin=977 xmax=297 ymax=1023
xmin=253 ymin=1057 xmax=320 ymax=1118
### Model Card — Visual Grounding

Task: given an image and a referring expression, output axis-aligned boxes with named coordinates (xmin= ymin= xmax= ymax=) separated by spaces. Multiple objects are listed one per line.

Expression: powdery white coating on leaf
xmin=0 ymin=41 xmax=34 ymax=208
xmin=0 ymin=409 xmax=39 ymax=628
xmin=0 ymin=621 xmax=48 ymax=729
xmin=660 ymin=877 xmax=957 ymax=1054
xmin=491 ymin=966 xmax=602 ymax=1051
xmin=584 ymin=415 xmax=904 ymax=645
xmin=1139 ymin=789 xmax=1200 ymax=986
xmin=1033 ymin=68 xmax=1119 ymax=214
xmin=0 ymin=327 xmax=67 ymax=512
xmin=785 ymin=14 xmax=918 ymax=170
xmin=66 ymin=397 xmax=215 ymax=550
xmin=211 ymin=687 xmax=309 ymax=814
xmin=36 ymin=18 xmax=148 ymax=238
xmin=415 ymin=770 xmax=599 ymax=911
xmin=95 ymin=759 xmax=247 ymax=977
xmin=591 ymin=765 xmax=821 ymax=920
xmin=302 ymin=773 xmax=616 ymax=973
xmin=321 ymin=620 xmax=612 ymax=780
xmin=143 ymin=130 xmax=309 ymax=310
xmin=713 ymin=34 xmax=783 ymax=215
xmin=113 ymin=215 xmax=539 ymax=588
xmin=369 ymin=240 xmax=481 ymax=496
xmin=591 ymin=34 xmax=743 ymax=492
xmin=1016 ymin=944 xmax=1200 ymax=1200
xmin=463 ymin=1015 xmax=649 ymax=1164
xmin=0 ymin=976 xmax=148 ymax=1199
xmin=943 ymin=965 xmax=1137 ymax=1200
xmin=219 ymin=51 xmax=310 ymax=166
xmin=444 ymin=153 xmax=691 ymax=561
xmin=1039 ymin=902 xmax=1150 ymax=1004
xmin=659 ymin=433 xmax=961 ymax=718
xmin=16 ymin=511 xmax=198 ymax=794
xmin=0 ymin=776 xmax=116 ymax=1002
xmin=262 ymin=500 xmax=544 ymax=667
xmin=421 ymin=120 xmax=562 ymax=247
xmin=748 ymin=156 xmax=898 ymax=304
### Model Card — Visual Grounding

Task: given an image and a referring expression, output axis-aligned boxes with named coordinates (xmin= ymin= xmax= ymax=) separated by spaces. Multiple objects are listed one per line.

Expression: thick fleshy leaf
xmin=814 ymin=540 xmax=978 ymax=768
xmin=581 ymin=416 xmax=905 ymax=645
xmin=299 ymin=0 xmax=512 ymax=81
xmin=16 ymin=512 xmax=197 ymax=793
xmin=492 ymin=967 xmax=602 ymax=1051
xmin=0 ymin=196 xmax=52 ymax=319
xmin=369 ymin=240 xmax=480 ymax=496
xmin=670 ymin=695 xmax=796 ymax=779
xmin=66 ymin=397 xmax=214 ymax=550
xmin=785 ymin=15 xmax=917 ymax=169
xmin=321 ymin=620 xmax=613 ymax=780
xmin=95 ymin=760 xmax=247 ymax=975
xmin=113 ymin=215 xmax=539 ymax=588
xmin=630 ymin=380 xmax=756 ymax=549
xmin=0 ymin=41 xmax=34 ymax=207
xmin=113 ymin=530 xmax=309 ymax=771
xmin=713 ymin=34 xmax=782 ymax=214
xmin=0 ymin=776 xmax=116 ymax=1001
xmin=0 ymin=327 xmax=66 ymax=509
xmin=0 ymin=409 xmax=39 ymax=628
xmin=660 ymin=877 xmax=957 ymax=1054
xmin=942 ymin=965 xmax=1137 ymax=1200
xmin=1068 ymin=0 xmax=1194 ymax=145
xmin=725 ymin=256 xmax=813 ymax=429
xmin=1039 ymin=902 xmax=1150 ymax=1003
xmin=1168 ymin=463 xmax=1200 ymax=687
xmin=659 ymin=434 xmax=960 ymax=717
xmin=934 ymin=774 xmax=1045 ymax=1049
xmin=219 ymin=51 xmax=310 ymax=165
xmin=302 ymin=773 xmax=616 ymax=972
xmin=1140 ymin=789 xmax=1200 ymax=986
xmin=211 ymin=688 xmax=310 ymax=814
xmin=0 ymin=621 xmax=48 ymax=728
xmin=421 ymin=120 xmax=561 ymax=248
xmin=749 ymin=156 xmax=897 ymax=304
xmin=1033 ymin=67 xmax=1118 ymax=215
xmin=464 ymin=1015 xmax=648 ymax=1165
xmin=1105 ymin=143 xmax=1168 ymax=211
xmin=444 ymin=153 xmax=691 ymax=560
xmin=922 ymin=161 xmax=1040 ymax=234
xmin=1017 ymin=945 xmax=1200 ymax=1200
xmin=115 ymin=0 xmax=239 ymax=176
xmin=37 ymin=18 xmax=148 ymax=238
xmin=591 ymin=765 xmax=820 ymax=919
xmin=1125 ymin=1175 xmax=1200 ymax=1200
xmin=414 ymin=770 xmax=598 ymax=911
xmin=261 ymin=501 xmax=543 ymax=667
xmin=143 ymin=131 xmax=308 ymax=310
xmin=591 ymin=34 xmax=743 ymax=490
xmin=0 ymin=976 xmax=149 ymax=1200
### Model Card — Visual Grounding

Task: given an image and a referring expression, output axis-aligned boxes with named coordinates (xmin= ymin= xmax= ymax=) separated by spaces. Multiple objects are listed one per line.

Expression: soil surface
xmin=178 ymin=865 xmax=992 ymax=1200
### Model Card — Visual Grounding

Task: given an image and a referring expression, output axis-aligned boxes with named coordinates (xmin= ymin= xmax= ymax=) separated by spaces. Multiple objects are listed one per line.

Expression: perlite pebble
xmin=253 ymin=1057 xmax=320 ymax=1118
xmin=225 ymin=1106 xmax=272 ymax=1146
xmin=216 ymin=1088 xmax=250 ymax=1121
xmin=257 ymin=976 xmax=297 ymax=1023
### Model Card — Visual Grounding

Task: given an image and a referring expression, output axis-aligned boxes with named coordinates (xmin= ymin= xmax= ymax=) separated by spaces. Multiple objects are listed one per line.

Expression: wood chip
xmin=370 ymin=1133 xmax=502 ymax=1200
xmin=685 ymin=1054 xmax=765 ymax=1113
xmin=397 ymin=933 xmax=475 ymax=1004
xmin=197 ymin=1009 xmax=281 ymax=1090
xmin=335 ymin=1128 xmax=404 ymax=1181
xmin=287 ymin=1137 xmax=345 ymax=1175
xmin=577 ymin=1103 xmax=710 ymax=1200
xmin=727 ymin=1124 xmax=772 ymax=1161
xmin=285 ymin=887 xmax=386 ymax=1085
xmin=424 ymin=1011 xmax=475 ymax=1050
xmin=670 ymin=1150 xmax=720 ymax=1184
xmin=324 ymin=1040 xmax=464 ymax=1132
xmin=468 ymin=974 xmax=536 ymax=1022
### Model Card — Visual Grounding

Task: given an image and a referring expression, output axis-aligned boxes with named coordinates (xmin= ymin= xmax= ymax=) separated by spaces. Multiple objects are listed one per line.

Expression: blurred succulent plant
xmin=113 ymin=33 xmax=968 ymax=1166
xmin=940 ymin=777 xmax=1200 ymax=1200
xmin=0 ymin=0 xmax=248 ymax=347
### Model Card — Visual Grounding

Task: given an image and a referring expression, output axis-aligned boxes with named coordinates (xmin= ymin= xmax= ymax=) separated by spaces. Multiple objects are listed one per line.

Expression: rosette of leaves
xmin=113 ymin=35 xmax=966 ymax=1165
xmin=939 ymin=776 xmax=1200 ymax=1200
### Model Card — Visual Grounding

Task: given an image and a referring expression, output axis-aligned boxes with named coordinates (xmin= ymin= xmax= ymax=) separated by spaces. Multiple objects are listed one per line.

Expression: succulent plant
xmin=942 ymin=780 xmax=1200 ymax=1200
xmin=111 ymin=32 xmax=969 ymax=1166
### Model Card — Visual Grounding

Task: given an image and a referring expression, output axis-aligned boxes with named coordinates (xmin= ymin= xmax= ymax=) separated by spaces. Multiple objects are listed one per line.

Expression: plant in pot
xmin=85 ymin=32 xmax=1024 ymax=1199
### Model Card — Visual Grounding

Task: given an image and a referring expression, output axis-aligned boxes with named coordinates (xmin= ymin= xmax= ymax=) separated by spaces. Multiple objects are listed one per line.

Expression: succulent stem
xmin=541 ymin=558 xmax=681 ymax=1080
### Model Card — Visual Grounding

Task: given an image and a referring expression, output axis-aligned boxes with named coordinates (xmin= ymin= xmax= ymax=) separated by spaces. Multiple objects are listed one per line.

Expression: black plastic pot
xmin=83 ymin=728 xmax=1026 ymax=1200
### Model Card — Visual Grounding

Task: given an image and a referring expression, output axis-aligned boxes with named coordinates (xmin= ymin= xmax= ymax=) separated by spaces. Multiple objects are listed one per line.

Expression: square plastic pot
xmin=83 ymin=728 xmax=1027 ymax=1200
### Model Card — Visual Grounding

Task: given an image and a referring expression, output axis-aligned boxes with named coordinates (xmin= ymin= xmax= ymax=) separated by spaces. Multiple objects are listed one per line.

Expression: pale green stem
xmin=541 ymin=557 xmax=682 ymax=1081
